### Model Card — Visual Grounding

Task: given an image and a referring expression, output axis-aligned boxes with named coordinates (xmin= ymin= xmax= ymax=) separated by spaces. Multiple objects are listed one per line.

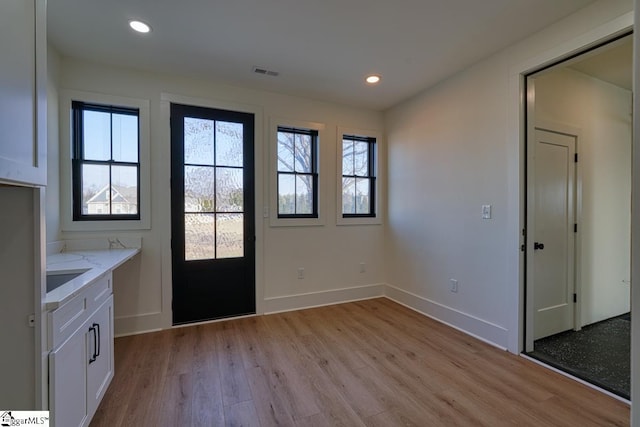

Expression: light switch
xmin=482 ymin=204 xmax=491 ymax=219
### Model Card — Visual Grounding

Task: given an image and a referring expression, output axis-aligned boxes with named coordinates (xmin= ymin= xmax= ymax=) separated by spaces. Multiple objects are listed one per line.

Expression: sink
xmin=46 ymin=269 xmax=89 ymax=292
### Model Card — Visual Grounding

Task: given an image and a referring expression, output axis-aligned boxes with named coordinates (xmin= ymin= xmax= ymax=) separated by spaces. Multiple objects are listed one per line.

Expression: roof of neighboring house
xmin=87 ymin=184 xmax=137 ymax=204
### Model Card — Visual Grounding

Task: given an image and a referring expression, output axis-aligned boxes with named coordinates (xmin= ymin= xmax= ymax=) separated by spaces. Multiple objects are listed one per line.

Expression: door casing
xmin=172 ymin=102 xmax=262 ymax=324
xmin=159 ymin=93 xmax=264 ymax=328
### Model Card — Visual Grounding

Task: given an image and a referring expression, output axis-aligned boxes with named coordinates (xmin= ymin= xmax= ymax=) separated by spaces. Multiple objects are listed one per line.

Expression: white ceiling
xmin=569 ymin=36 xmax=633 ymax=90
xmin=48 ymin=0 xmax=598 ymax=111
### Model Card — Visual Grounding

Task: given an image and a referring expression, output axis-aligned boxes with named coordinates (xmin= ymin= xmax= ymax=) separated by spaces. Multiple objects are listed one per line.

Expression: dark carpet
xmin=527 ymin=313 xmax=630 ymax=399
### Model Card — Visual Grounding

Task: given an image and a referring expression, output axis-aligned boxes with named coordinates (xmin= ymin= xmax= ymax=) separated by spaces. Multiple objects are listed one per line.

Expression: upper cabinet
xmin=0 ymin=0 xmax=46 ymax=186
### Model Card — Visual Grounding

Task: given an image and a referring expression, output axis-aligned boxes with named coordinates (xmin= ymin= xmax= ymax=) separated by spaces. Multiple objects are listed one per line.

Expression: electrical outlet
xmin=359 ymin=262 xmax=366 ymax=273
xmin=297 ymin=268 xmax=305 ymax=279
xmin=450 ymin=279 xmax=458 ymax=293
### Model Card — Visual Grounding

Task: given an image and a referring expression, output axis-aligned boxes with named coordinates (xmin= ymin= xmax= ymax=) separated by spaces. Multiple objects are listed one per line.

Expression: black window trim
xmin=342 ymin=134 xmax=376 ymax=218
xmin=276 ymin=126 xmax=319 ymax=219
xmin=72 ymin=100 xmax=141 ymax=221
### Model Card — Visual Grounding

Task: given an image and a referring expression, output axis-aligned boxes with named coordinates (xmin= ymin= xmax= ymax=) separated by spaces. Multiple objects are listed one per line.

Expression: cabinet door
xmin=86 ymin=296 xmax=114 ymax=420
xmin=0 ymin=0 xmax=46 ymax=186
xmin=49 ymin=328 xmax=88 ymax=427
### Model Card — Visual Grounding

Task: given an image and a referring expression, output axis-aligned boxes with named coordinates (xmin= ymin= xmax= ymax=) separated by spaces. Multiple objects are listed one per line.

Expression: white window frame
xmin=336 ymin=126 xmax=382 ymax=226
xmin=269 ymin=117 xmax=325 ymax=227
xmin=60 ymin=90 xmax=151 ymax=231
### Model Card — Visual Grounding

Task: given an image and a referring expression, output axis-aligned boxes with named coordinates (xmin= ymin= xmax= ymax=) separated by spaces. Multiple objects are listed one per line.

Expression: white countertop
xmin=45 ymin=248 xmax=140 ymax=309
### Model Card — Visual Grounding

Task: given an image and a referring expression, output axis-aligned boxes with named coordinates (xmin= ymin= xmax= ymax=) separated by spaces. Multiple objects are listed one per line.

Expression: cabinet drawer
xmin=48 ymin=293 xmax=88 ymax=350
xmin=85 ymin=271 xmax=112 ymax=313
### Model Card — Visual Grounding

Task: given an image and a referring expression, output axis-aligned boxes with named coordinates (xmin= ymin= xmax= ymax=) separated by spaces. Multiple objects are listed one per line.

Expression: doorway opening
xmin=524 ymin=33 xmax=633 ymax=399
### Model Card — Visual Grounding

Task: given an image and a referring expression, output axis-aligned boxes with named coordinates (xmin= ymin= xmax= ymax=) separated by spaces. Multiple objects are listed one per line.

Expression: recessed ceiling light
xmin=129 ymin=20 xmax=151 ymax=34
xmin=365 ymin=74 xmax=381 ymax=84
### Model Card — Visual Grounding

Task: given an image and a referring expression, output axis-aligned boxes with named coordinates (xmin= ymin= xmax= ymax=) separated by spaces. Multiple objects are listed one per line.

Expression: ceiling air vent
xmin=253 ymin=66 xmax=279 ymax=77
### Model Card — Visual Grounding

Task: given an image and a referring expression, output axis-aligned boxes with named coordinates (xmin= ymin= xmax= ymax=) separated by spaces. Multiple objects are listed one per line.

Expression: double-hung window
xmin=342 ymin=134 xmax=376 ymax=217
xmin=276 ymin=126 xmax=318 ymax=218
xmin=72 ymin=101 xmax=140 ymax=221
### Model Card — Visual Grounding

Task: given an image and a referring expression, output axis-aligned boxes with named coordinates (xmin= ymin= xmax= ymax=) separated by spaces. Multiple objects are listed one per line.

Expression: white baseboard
xmin=384 ymin=284 xmax=509 ymax=350
xmin=114 ymin=283 xmax=509 ymax=351
xmin=114 ymin=312 xmax=163 ymax=337
xmin=263 ymin=283 xmax=386 ymax=314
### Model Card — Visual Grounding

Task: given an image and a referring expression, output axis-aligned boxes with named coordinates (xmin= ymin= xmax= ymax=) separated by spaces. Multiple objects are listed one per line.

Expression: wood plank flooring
xmin=90 ymin=298 xmax=629 ymax=426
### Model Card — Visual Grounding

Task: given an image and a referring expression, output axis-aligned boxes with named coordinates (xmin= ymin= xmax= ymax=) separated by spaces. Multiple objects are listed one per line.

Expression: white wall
xmin=385 ymin=0 xmax=634 ymax=350
xmin=46 ymin=46 xmax=61 ymax=244
xmin=534 ymin=68 xmax=631 ymax=326
xmin=51 ymin=57 xmax=386 ymax=335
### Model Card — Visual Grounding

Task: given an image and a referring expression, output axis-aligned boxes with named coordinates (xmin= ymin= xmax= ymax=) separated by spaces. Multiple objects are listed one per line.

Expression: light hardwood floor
xmin=90 ymin=298 xmax=629 ymax=426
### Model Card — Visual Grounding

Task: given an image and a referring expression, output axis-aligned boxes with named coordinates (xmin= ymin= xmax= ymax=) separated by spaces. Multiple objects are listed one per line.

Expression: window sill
xmin=61 ymin=218 xmax=151 ymax=233
xmin=336 ymin=215 xmax=382 ymax=226
xmin=269 ymin=215 xmax=324 ymax=227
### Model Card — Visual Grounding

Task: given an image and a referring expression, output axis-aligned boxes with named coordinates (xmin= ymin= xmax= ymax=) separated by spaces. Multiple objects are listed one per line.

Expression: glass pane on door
xmin=217 ymin=213 xmax=244 ymax=258
xmin=184 ymin=166 xmax=215 ymax=212
xmin=185 ymin=213 xmax=215 ymax=261
xmin=216 ymin=167 xmax=243 ymax=212
xmin=184 ymin=118 xmax=214 ymax=165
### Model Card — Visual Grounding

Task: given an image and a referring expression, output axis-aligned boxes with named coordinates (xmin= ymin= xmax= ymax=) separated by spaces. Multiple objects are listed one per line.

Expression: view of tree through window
xmin=183 ymin=117 xmax=245 ymax=261
xmin=72 ymin=101 xmax=140 ymax=220
xmin=277 ymin=127 xmax=318 ymax=217
xmin=342 ymin=135 xmax=376 ymax=216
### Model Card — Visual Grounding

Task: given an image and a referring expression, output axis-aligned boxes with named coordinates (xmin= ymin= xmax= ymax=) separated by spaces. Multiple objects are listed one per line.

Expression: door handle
xmin=534 ymin=242 xmax=545 ymax=250
xmin=93 ymin=323 xmax=101 ymax=359
xmin=88 ymin=325 xmax=97 ymax=364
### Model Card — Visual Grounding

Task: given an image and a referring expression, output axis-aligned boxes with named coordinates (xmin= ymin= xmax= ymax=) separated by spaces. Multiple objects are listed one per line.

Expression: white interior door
xmin=533 ymin=128 xmax=576 ymax=340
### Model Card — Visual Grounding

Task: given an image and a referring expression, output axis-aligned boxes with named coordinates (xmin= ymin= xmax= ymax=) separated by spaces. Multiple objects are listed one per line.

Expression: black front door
xmin=170 ymin=103 xmax=255 ymax=324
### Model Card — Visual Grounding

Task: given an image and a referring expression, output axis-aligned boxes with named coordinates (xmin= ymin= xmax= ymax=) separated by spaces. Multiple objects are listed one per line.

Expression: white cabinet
xmin=48 ymin=273 xmax=114 ymax=427
xmin=49 ymin=324 xmax=88 ymax=427
xmin=86 ymin=298 xmax=114 ymax=418
xmin=0 ymin=0 xmax=47 ymax=186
